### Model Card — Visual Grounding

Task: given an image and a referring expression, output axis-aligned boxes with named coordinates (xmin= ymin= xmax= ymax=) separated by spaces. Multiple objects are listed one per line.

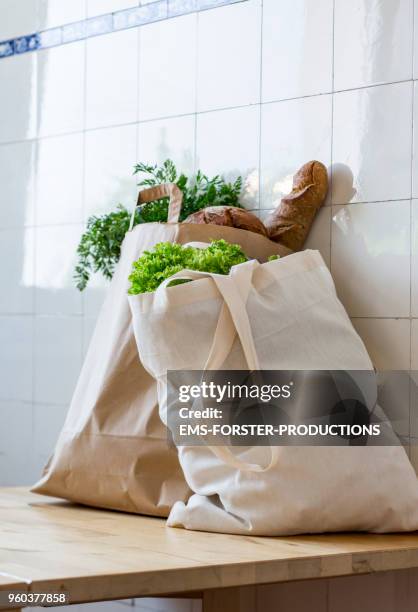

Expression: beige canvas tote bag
xmin=129 ymin=251 xmax=418 ymax=533
xmin=32 ymin=184 xmax=289 ymax=515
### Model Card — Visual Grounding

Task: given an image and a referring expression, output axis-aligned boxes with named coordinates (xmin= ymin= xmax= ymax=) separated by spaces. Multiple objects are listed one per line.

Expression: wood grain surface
xmin=1 ymin=488 xmax=418 ymax=605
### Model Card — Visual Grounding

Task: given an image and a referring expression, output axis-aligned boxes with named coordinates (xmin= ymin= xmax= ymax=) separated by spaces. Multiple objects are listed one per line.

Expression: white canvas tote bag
xmin=129 ymin=250 xmax=418 ymax=535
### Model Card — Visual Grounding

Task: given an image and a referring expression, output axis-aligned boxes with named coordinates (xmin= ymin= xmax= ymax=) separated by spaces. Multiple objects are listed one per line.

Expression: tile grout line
xmin=0 ymin=197 xmax=414 ymax=232
xmin=80 ymin=7 xmax=88 ymax=355
xmin=135 ymin=20 xmax=141 ymax=205
xmin=30 ymin=46 xmax=39 ymax=444
xmin=1 ymin=78 xmax=418 ymax=150
xmin=193 ymin=8 xmax=200 ymax=175
xmin=329 ymin=0 xmax=336 ymax=274
xmin=410 ymin=0 xmax=415 ymax=442
xmin=257 ymin=0 xmax=263 ymax=213
xmin=329 ymin=197 xmax=413 ymax=206
xmin=136 ymin=4 xmax=142 ymax=206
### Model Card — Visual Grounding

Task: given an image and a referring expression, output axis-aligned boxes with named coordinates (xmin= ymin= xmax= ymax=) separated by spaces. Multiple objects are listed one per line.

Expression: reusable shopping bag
xmin=32 ymin=184 xmax=290 ymax=515
xmin=128 ymin=250 xmax=418 ymax=533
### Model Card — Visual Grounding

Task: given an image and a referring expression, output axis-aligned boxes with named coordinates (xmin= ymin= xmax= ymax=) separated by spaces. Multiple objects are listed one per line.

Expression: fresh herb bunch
xmin=134 ymin=160 xmax=243 ymax=222
xmin=128 ymin=240 xmax=248 ymax=295
xmin=75 ymin=160 xmax=244 ymax=291
xmin=74 ymin=205 xmax=140 ymax=291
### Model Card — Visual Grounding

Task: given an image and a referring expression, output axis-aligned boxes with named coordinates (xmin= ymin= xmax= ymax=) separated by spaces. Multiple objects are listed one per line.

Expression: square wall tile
xmin=38 ymin=0 xmax=86 ymax=30
xmin=0 ymin=401 xmax=33 ymax=486
xmin=35 ymin=134 xmax=84 ymax=225
xmin=87 ymin=0 xmax=137 ymax=17
xmin=413 ymin=320 xmax=418 ymax=371
xmin=33 ymin=403 xmax=67 ymax=471
xmin=413 ymin=200 xmax=418 ymax=316
xmin=35 ymin=225 xmax=83 ymax=315
xmin=0 ymin=54 xmax=37 ymax=143
xmin=83 ymin=271 xmax=108 ymax=319
xmin=197 ymin=0 xmax=261 ymax=111
xmin=410 ymin=320 xmax=418 ymax=437
xmin=353 ymin=319 xmax=411 ymax=439
xmin=86 ymin=28 xmax=138 ymax=130
xmin=0 ymin=228 xmax=34 ymax=314
xmin=413 ymin=0 xmax=418 ymax=79
xmin=0 ymin=316 xmax=33 ymax=402
xmin=332 ymin=82 xmax=412 ymax=204
xmin=260 ymin=95 xmax=332 ymax=209
xmin=37 ymin=42 xmax=85 ymax=137
xmin=0 ymin=141 xmax=35 ymax=228
xmin=139 ymin=13 xmax=197 ymax=120
xmin=411 ymin=84 xmax=418 ymax=199
xmin=262 ymin=0 xmax=333 ymax=102
xmin=196 ymin=106 xmax=260 ymax=209
xmin=137 ymin=115 xmax=195 ymax=177
xmin=84 ymin=124 xmax=138 ymax=218
xmin=352 ymin=319 xmax=411 ymax=371
xmin=331 ymin=201 xmax=410 ymax=317
xmin=334 ymin=0 xmax=413 ymax=91
xmin=0 ymin=0 xmax=38 ymax=39
xmin=83 ymin=314 xmax=99 ymax=355
xmin=34 ymin=315 xmax=83 ymax=404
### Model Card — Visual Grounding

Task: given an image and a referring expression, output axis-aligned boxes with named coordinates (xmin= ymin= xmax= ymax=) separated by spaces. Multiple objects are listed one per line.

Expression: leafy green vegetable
xmin=75 ymin=160 xmax=244 ymax=291
xmin=128 ymin=240 xmax=248 ymax=295
xmin=268 ymin=254 xmax=279 ymax=261
xmin=134 ymin=160 xmax=243 ymax=222
xmin=74 ymin=205 xmax=141 ymax=291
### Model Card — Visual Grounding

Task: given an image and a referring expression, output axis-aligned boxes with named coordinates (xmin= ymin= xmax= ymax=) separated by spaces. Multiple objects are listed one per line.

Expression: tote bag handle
xmin=157 ymin=261 xmax=279 ymax=473
xmin=155 ymin=261 xmax=260 ymax=370
xmin=129 ymin=183 xmax=183 ymax=230
xmin=208 ymin=263 xmax=280 ymax=472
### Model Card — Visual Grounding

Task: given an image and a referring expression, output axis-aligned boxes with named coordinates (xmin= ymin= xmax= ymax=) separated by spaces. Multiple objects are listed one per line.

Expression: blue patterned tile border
xmin=168 ymin=0 xmax=197 ymax=17
xmin=0 ymin=0 xmax=246 ymax=60
xmin=198 ymin=0 xmax=238 ymax=8
xmin=14 ymin=33 xmax=40 ymax=54
xmin=62 ymin=21 xmax=87 ymax=44
xmin=38 ymin=28 xmax=62 ymax=49
xmin=0 ymin=40 xmax=15 ymax=58
xmin=86 ymin=14 xmax=114 ymax=37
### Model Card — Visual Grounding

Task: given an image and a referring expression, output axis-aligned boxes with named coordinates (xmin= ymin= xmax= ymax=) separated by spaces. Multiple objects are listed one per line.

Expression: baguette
xmin=265 ymin=161 xmax=328 ymax=251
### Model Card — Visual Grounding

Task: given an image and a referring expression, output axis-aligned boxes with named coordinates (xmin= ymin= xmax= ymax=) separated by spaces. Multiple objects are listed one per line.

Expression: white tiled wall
xmin=0 ymin=1 xmax=417 ymax=611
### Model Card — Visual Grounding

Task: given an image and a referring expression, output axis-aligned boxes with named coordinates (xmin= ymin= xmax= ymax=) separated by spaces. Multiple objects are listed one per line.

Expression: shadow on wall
xmin=331 ymin=163 xmax=357 ymax=204
xmin=330 ymin=161 xmax=410 ymax=316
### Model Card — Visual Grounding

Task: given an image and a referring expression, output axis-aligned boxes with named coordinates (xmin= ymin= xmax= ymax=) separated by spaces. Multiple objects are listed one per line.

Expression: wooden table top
xmin=2 ymin=488 xmax=418 ymax=604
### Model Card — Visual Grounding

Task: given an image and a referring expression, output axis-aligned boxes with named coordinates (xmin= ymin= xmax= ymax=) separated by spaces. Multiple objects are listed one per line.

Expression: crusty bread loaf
xmin=184 ymin=206 xmax=267 ymax=237
xmin=265 ymin=161 xmax=328 ymax=251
